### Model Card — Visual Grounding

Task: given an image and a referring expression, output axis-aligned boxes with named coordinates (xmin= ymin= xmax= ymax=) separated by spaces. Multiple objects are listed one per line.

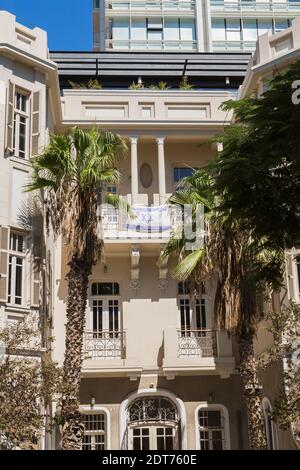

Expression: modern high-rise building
xmin=93 ymin=0 xmax=300 ymax=52
xmin=1 ymin=8 xmax=300 ymax=450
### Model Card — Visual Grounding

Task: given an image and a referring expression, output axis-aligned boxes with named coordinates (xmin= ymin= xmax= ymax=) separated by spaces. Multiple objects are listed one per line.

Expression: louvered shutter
xmin=0 ymin=227 xmax=9 ymax=302
xmin=5 ymin=81 xmax=14 ymax=154
xmin=31 ymin=91 xmax=40 ymax=157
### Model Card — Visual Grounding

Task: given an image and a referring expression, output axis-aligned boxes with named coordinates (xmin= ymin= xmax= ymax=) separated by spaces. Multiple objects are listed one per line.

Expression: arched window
xmin=127 ymin=396 xmax=179 ymax=450
xmin=128 ymin=397 xmax=178 ymax=423
xmin=262 ymin=397 xmax=278 ymax=450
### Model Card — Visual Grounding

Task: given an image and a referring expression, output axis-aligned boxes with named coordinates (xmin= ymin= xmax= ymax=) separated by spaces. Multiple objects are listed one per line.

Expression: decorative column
xmin=130 ymin=136 xmax=138 ymax=205
xmin=156 ymin=136 xmax=166 ymax=205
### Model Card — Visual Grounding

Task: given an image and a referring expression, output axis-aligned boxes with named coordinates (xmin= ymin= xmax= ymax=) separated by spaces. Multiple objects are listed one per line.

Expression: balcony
xmin=105 ymin=0 xmax=195 ymax=13
xmin=84 ymin=330 xmax=126 ymax=360
xmin=212 ymin=40 xmax=257 ymax=51
xmin=101 ymin=204 xmax=180 ymax=242
xmin=106 ymin=39 xmax=197 ymax=50
xmin=163 ymin=327 xmax=235 ymax=378
xmin=177 ymin=329 xmax=217 ymax=357
xmin=210 ymin=0 xmax=300 ymax=14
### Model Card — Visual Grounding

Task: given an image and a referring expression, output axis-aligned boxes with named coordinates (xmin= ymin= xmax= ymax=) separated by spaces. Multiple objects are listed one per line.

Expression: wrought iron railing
xmin=177 ymin=329 xmax=217 ymax=357
xmin=84 ymin=330 xmax=126 ymax=359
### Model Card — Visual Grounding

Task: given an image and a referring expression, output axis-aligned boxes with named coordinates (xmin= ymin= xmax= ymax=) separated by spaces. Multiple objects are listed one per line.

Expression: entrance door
xmin=129 ymin=425 xmax=178 ymax=450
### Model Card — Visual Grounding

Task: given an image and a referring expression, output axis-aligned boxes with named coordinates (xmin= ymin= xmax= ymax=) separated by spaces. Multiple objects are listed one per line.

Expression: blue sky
xmin=0 ymin=0 xmax=93 ymax=50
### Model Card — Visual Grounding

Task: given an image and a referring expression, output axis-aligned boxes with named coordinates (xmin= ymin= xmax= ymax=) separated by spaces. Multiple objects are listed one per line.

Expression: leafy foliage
xmin=68 ymin=79 xmax=102 ymax=90
xmin=259 ymin=302 xmax=300 ymax=447
xmin=26 ymin=126 xmax=127 ymax=266
xmin=212 ymin=60 xmax=300 ymax=250
xmin=0 ymin=319 xmax=62 ymax=450
xmin=179 ymin=75 xmax=193 ymax=90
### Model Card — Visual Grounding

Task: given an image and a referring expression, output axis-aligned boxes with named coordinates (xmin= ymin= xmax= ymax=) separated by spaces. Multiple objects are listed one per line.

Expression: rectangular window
xmin=242 ymin=19 xmax=258 ymax=41
xmin=211 ymin=19 xmax=226 ymax=41
xmin=225 ymin=19 xmax=242 ymax=41
xmin=199 ymin=410 xmax=225 ymax=450
xmin=178 ymin=283 xmax=207 ymax=333
xmin=8 ymin=232 xmax=25 ymax=306
xmin=173 ymin=167 xmax=196 ymax=184
xmin=82 ymin=413 xmax=106 ymax=450
xmin=13 ymin=90 xmax=29 ymax=159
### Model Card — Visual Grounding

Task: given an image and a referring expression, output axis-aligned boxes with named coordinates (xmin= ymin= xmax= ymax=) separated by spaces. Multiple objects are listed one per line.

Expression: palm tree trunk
xmin=60 ymin=257 xmax=90 ymax=450
xmin=238 ymin=332 xmax=267 ymax=450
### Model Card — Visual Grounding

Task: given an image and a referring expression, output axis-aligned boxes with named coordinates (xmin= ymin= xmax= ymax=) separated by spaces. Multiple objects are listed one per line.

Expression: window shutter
xmin=5 ymin=81 xmax=14 ymax=154
xmin=0 ymin=227 xmax=9 ymax=302
xmin=32 ymin=261 xmax=40 ymax=307
xmin=31 ymin=91 xmax=40 ymax=157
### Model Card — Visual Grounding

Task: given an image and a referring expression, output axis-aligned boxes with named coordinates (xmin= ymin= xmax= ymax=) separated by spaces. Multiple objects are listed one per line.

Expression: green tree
xmin=212 ymin=60 xmax=300 ymax=250
xmin=161 ymin=169 xmax=283 ymax=449
xmin=0 ymin=319 xmax=61 ymax=450
xmin=26 ymin=127 xmax=127 ymax=450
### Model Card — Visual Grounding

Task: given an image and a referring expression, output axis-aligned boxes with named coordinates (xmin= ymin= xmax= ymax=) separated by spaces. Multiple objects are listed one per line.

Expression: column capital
xmin=130 ymin=136 xmax=138 ymax=144
xmin=156 ymin=136 xmax=165 ymax=145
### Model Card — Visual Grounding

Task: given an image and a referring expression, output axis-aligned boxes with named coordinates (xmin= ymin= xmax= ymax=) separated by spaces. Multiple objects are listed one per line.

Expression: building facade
xmin=0 ymin=9 xmax=299 ymax=450
xmin=92 ymin=0 xmax=300 ymax=52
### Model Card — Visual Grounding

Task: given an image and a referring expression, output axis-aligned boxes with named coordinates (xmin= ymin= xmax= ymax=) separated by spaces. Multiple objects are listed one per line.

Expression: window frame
xmin=262 ymin=397 xmax=278 ymax=450
xmin=13 ymin=88 xmax=30 ymax=159
xmin=195 ymin=404 xmax=231 ymax=450
xmin=177 ymin=282 xmax=209 ymax=333
xmin=89 ymin=282 xmax=122 ymax=333
xmin=80 ymin=406 xmax=111 ymax=450
xmin=7 ymin=231 xmax=26 ymax=307
xmin=291 ymin=252 xmax=300 ymax=303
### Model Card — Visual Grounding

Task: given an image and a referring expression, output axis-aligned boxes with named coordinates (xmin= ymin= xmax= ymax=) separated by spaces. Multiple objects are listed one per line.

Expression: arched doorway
xmin=127 ymin=396 xmax=180 ymax=450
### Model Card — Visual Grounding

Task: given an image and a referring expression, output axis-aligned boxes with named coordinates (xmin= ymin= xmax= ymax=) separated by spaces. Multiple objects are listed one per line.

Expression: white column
xmin=130 ymin=136 xmax=138 ymax=205
xmin=156 ymin=136 xmax=166 ymax=205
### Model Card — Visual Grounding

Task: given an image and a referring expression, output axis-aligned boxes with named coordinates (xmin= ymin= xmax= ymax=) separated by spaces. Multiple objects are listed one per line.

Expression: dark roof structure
xmin=50 ymin=51 xmax=251 ymax=89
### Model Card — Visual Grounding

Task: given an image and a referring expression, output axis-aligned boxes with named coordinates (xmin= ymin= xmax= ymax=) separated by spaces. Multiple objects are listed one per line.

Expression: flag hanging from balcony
xmin=127 ymin=205 xmax=171 ymax=233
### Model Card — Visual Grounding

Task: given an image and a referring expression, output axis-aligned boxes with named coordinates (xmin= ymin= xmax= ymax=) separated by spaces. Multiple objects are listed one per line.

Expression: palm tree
xmin=27 ymin=127 xmax=127 ymax=450
xmin=162 ymin=170 xmax=283 ymax=449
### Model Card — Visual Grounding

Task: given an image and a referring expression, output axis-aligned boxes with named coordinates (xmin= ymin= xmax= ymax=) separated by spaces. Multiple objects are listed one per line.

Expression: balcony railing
xmin=106 ymin=39 xmax=197 ymax=50
xmin=210 ymin=0 xmax=300 ymax=13
xmin=212 ymin=39 xmax=257 ymax=51
xmin=84 ymin=330 xmax=126 ymax=359
xmin=106 ymin=0 xmax=195 ymax=12
xmin=101 ymin=204 xmax=183 ymax=240
xmin=177 ymin=329 xmax=217 ymax=357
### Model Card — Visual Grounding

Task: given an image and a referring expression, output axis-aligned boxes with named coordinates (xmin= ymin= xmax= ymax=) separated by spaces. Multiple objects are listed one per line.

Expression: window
xmin=262 ymin=398 xmax=278 ymax=450
xmin=82 ymin=413 xmax=106 ymax=450
xmin=128 ymin=397 xmax=179 ymax=450
xmin=178 ymin=282 xmax=206 ymax=333
xmin=8 ymin=233 xmax=25 ymax=306
xmin=13 ymin=90 xmax=29 ymax=158
xmin=198 ymin=409 xmax=226 ymax=450
xmin=91 ymin=282 xmax=119 ymax=296
xmin=211 ymin=19 xmax=226 ymax=41
xmin=93 ymin=0 xmax=100 ymax=8
xmin=173 ymin=167 xmax=196 ymax=185
xmin=91 ymin=282 xmax=120 ymax=334
xmin=293 ymin=255 xmax=300 ymax=301
xmin=243 ymin=19 xmax=258 ymax=41
xmin=147 ymin=18 xmax=163 ymax=41
xmin=225 ymin=19 xmax=242 ymax=41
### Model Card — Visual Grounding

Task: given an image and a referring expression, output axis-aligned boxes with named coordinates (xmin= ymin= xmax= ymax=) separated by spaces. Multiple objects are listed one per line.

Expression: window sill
xmin=7 ymin=155 xmax=32 ymax=168
xmin=5 ymin=304 xmax=30 ymax=315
